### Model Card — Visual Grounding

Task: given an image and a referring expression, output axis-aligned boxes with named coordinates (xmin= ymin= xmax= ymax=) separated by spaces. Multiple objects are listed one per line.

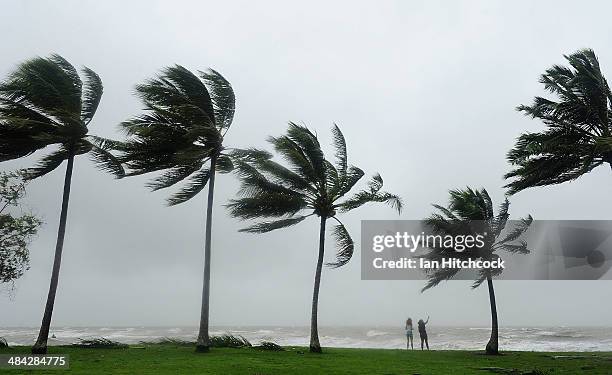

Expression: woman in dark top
xmin=417 ymin=316 xmax=429 ymax=350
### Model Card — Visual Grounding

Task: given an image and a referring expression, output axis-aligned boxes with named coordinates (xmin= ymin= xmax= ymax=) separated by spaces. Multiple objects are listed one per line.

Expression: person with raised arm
xmin=418 ymin=316 xmax=430 ymax=350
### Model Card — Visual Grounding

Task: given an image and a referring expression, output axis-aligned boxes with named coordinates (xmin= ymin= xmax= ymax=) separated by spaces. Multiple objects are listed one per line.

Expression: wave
xmin=366 ymin=330 xmax=389 ymax=337
xmin=2 ymin=326 xmax=611 ymax=352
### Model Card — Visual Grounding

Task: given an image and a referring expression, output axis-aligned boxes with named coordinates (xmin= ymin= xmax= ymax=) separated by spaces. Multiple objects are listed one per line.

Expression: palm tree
xmin=421 ymin=188 xmax=532 ymax=354
xmin=0 ymin=54 xmax=124 ymax=354
xmin=227 ymin=123 xmax=402 ymax=353
xmin=117 ymin=65 xmax=235 ymax=352
xmin=506 ymin=49 xmax=612 ymax=194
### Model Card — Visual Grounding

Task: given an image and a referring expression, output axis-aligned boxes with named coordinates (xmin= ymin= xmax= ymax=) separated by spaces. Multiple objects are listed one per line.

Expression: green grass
xmin=1 ymin=345 xmax=611 ymax=374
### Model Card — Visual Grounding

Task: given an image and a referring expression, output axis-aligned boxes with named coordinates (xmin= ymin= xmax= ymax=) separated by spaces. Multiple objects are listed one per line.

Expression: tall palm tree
xmin=117 ymin=65 xmax=235 ymax=352
xmin=506 ymin=49 xmax=612 ymax=194
xmin=421 ymin=188 xmax=532 ymax=354
xmin=0 ymin=54 xmax=124 ymax=354
xmin=227 ymin=123 xmax=402 ymax=353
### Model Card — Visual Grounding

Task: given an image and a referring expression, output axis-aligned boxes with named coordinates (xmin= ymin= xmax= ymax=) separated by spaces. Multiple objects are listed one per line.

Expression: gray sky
xmin=1 ymin=0 xmax=612 ymax=328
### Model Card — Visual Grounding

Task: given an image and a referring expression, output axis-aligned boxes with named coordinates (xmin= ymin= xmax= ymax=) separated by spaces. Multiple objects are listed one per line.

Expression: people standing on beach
xmin=405 ymin=318 xmax=414 ymax=349
xmin=418 ymin=316 xmax=429 ymax=350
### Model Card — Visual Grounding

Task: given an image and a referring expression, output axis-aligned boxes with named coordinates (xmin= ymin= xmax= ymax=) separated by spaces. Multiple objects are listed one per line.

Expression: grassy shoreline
xmin=2 ymin=345 xmax=612 ymax=374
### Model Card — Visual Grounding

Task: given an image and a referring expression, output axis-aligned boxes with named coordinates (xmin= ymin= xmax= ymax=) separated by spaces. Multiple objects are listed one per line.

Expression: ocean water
xmin=2 ymin=326 xmax=612 ymax=352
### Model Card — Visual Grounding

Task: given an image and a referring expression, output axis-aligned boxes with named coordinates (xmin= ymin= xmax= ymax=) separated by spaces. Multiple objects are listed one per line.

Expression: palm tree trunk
xmin=485 ymin=275 xmax=499 ymax=355
xmin=196 ymin=154 xmax=217 ymax=353
xmin=32 ymin=150 xmax=75 ymax=354
xmin=309 ymin=216 xmax=327 ymax=353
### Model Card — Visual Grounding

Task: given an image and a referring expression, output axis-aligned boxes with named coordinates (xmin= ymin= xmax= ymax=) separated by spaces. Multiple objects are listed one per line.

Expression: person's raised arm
xmin=425 ymin=316 xmax=430 ymax=325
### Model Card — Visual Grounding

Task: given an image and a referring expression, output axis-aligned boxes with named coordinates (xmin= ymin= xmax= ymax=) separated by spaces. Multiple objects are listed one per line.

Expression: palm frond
xmin=492 ymin=199 xmax=510 ymax=236
xmin=25 ymin=147 xmax=69 ymax=180
xmin=233 ymin=159 xmax=305 ymax=198
xmin=80 ymin=67 xmax=103 ymax=125
xmin=431 ymin=204 xmax=458 ymax=221
xmin=471 ymin=261 xmax=504 ymax=289
xmin=239 ymin=215 xmax=311 ymax=233
xmin=499 ymin=241 xmax=530 ymax=254
xmin=86 ymin=136 xmax=124 ymax=178
xmin=249 ymin=156 xmax=314 ymax=194
xmin=167 ymin=169 xmax=210 ymax=206
xmin=479 ymin=189 xmax=494 ymax=221
xmin=506 ymin=48 xmax=612 ymax=194
xmin=331 ymin=123 xmax=347 ymax=179
xmin=335 ymin=165 xmax=365 ymax=197
xmin=497 ymin=215 xmax=533 ymax=245
xmin=228 ymin=147 xmax=272 ymax=161
xmin=286 ymin=122 xmax=325 ymax=183
xmin=268 ymin=135 xmax=317 ymax=182
xmin=0 ymin=99 xmax=60 ymax=140
xmin=216 ymin=154 xmax=234 ymax=173
xmin=144 ymin=163 xmax=202 ymax=191
xmin=325 ymin=220 xmax=354 ymax=268
xmin=226 ymin=194 xmax=307 ymax=219
xmin=324 ymin=160 xmax=340 ymax=193
xmin=505 ymin=129 xmax=601 ymax=194
xmin=337 ymin=174 xmax=402 ymax=213
xmin=229 ymin=149 xmax=311 ymax=220
xmin=200 ymin=69 xmax=235 ymax=131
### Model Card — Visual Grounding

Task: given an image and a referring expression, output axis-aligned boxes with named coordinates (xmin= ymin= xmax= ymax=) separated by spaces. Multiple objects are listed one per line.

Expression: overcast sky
xmin=2 ymin=0 xmax=612 ymax=328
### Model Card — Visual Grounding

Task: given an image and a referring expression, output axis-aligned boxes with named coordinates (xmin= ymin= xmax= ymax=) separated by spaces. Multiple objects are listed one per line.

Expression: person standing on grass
xmin=418 ymin=316 xmax=429 ymax=350
xmin=405 ymin=318 xmax=414 ymax=349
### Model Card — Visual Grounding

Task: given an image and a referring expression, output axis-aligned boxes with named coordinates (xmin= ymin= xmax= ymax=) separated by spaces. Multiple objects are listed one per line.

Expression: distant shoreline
xmin=2 ymin=326 xmax=612 ymax=352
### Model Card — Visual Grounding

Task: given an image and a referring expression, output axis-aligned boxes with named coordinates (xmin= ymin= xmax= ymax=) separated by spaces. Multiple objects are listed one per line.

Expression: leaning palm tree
xmin=117 ymin=65 xmax=235 ymax=352
xmin=0 ymin=55 xmax=124 ymax=354
xmin=421 ymin=188 xmax=532 ymax=354
xmin=506 ymin=49 xmax=612 ymax=194
xmin=227 ymin=123 xmax=402 ymax=353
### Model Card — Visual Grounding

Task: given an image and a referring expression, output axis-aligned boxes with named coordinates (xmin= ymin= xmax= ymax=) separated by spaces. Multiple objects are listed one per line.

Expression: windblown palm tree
xmin=506 ymin=49 xmax=612 ymax=194
xmin=117 ymin=66 xmax=235 ymax=352
xmin=0 ymin=55 xmax=124 ymax=354
xmin=421 ymin=188 xmax=532 ymax=354
xmin=227 ymin=123 xmax=402 ymax=353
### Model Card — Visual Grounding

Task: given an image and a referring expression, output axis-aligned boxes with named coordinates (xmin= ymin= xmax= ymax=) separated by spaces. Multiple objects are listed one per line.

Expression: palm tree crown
xmin=0 ymin=54 xmax=123 ymax=354
xmin=422 ymin=187 xmax=532 ymax=355
xmin=117 ymin=65 xmax=235 ymax=353
xmin=505 ymin=49 xmax=612 ymax=194
xmin=228 ymin=122 xmax=401 ymax=353
xmin=421 ymin=187 xmax=532 ymax=291
xmin=228 ymin=123 xmax=402 ymax=267
xmin=0 ymin=54 xmax=123 ymax=178
xmin=118 ymin=65 xmax=235 ymax=204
